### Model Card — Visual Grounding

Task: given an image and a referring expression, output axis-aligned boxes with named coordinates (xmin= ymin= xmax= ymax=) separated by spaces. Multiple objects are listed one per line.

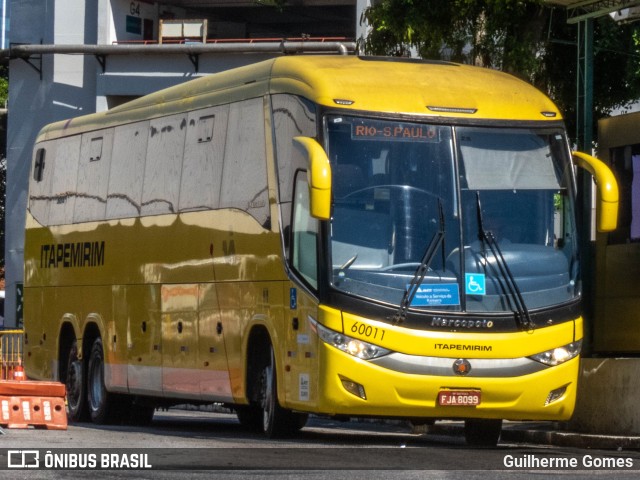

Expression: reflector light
xmin=545 ymin=385 xmax=568 ymax=406
xmin=334 ymin=99 xmax=355 ymax=105
xmin=339 ymin=375 xmax=367 ymax=400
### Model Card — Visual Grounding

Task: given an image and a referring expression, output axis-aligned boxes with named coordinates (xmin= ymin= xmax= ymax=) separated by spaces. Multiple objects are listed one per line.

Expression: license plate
xmin=438 ymin=390 xmax=481 ymax=406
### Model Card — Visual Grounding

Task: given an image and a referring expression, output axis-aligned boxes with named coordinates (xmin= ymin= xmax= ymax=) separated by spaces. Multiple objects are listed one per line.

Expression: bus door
xmin=282 ymin=169 xmax=322 ymax=410
xmin=282 ymin=283 xmax=319 ymax=410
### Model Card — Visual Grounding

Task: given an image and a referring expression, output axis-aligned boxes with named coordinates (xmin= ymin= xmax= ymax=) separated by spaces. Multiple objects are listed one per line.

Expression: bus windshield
xmin=326 ymin=115 xmax=578 ymax=314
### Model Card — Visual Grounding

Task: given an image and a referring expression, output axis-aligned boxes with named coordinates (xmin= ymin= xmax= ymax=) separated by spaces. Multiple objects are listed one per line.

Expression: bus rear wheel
xmin=87 ymin=337 xmax=120 ymax=424
xmin=464 ymin=418 xmax=502 ymax=447
xmin=258 ymin=345 xmax=307 ymax=438
xmin=65 ymin=340 xmax=88 ymax=422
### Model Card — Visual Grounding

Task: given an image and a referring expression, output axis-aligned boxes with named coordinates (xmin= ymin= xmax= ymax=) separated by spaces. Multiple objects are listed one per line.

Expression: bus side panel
xmin=22 ymin=286 xmax=50 ymax=381
xmin=161 ymin=283 xmax=200 ymax=400
xmin=218 ymin=279 xmax=285 ymax=404
xmin=116 ymin=284 xmax=163 ymax=396
xmin=198 ymin=282 xmax=233 ymax=401
xmin=24 ymin=94 xmax=283 ymax=406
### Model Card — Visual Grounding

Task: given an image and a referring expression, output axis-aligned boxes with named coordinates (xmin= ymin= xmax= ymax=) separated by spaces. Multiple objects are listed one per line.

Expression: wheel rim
xmin=66 ymin=360 xmax=82 ymax=410
xmin=260 ymin=354 xmax=275 ymax=432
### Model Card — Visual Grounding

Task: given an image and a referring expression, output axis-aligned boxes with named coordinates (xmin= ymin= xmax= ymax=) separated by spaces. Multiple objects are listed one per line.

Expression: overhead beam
xmin=564 ymin=0 xmax=640 ymax=24
xmin=0 ymin=41 xmax=356 ymax=74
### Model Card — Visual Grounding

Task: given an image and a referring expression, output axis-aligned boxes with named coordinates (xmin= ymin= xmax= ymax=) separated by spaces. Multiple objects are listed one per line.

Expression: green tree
xmin=0 ymin=65 xmax=7 ymax=107
xmin=360 ymin=0 xmax=640 ymax=142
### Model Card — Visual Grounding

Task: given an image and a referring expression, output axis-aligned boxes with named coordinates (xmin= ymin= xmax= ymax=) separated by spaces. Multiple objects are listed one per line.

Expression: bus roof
xmin=37 ymin=56 xmax=562 ymax=141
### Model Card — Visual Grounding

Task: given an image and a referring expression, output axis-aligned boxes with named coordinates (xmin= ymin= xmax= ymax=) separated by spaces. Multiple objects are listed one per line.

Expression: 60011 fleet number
xmin=350 ymin=322 xmax=386 ymax=341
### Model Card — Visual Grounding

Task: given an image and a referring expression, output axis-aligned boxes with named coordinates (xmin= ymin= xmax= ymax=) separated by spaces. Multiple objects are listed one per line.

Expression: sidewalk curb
xmin=425 ymin=423 xmax=640 ymax=450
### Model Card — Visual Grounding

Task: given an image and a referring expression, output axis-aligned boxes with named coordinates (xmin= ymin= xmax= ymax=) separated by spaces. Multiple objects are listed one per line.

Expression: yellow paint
xmin=293 ymin=136 xmax=332 ymax=220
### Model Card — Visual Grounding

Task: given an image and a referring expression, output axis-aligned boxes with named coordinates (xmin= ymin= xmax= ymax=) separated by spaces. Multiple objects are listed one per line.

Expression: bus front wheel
xmin=258 ymin=345 xmax=307 ymax=438
xmin=464 ymin=418 xmax=502 ymax=447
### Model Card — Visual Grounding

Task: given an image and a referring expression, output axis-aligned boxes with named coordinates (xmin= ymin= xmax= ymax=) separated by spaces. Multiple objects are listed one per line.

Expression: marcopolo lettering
xmin=40 ymin=241 xmax=105 ymax=269
xmin=431 ymin=317 xmax=494 ymax=329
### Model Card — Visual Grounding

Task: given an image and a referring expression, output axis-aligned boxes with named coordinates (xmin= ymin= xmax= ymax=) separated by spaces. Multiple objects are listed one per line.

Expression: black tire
xmin=258 ymin=346 xmax=308 ymax=438
xmin=112 ymin=395 xmax=155 ymax=426
xmin=128 ymin=403 xmax=155 ymax=426
xmin=236 ymin=404 xmax=263 ymax=432
xmin=65 ymin=340 xmax=89 ymax=422
xmin=464 ymin=418 xmax=502 ymax=447
xmin=86 ymin=337 xmax=120 ymax=424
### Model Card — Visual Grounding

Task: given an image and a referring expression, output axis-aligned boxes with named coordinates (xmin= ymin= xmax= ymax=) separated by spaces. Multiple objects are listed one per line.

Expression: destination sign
xmin=351 ymin=120 xmax=440 ymax=143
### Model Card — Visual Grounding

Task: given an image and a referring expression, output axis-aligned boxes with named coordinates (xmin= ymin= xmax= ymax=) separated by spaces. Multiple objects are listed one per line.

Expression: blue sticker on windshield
xmin=410 ymin=284 xmax=460 ymax=306
xmin=465 ymin=273 xmax=486 ymax=295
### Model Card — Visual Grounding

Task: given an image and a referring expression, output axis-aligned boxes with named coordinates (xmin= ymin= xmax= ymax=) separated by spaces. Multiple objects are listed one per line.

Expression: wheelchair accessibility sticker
xmin=465 ymin=274 xmax=486 ymax=295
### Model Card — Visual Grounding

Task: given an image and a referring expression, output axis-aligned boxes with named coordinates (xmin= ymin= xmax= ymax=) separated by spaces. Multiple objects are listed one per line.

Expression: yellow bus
xmin=23 ymin=55 xmax=618 ymax=446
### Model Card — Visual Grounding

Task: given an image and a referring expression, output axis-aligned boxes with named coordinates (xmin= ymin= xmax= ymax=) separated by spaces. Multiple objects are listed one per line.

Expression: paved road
xmin=2 ymin=409 xmax=639 ymax=479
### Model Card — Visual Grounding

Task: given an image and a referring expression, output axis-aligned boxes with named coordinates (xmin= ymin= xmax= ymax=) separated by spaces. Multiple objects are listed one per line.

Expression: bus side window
xmin=75 ymin=131 xmax=113 ymax=223
xmin=48 ymin=136 xmax=81 ymax=226
xmin=142 ymin=114 xmax=187 ymax=216
xmin=180 ymin=106 xmax=227 ymax=213
xmin=220 ymin=98 xmax=269 ymax=226
xmin=106 ymin=122 xmax=147 ymax=219
xmin=291 ymin=170 xmax=318 ymax=289
xmin=272 ymin=94 xmax=317 ymax=252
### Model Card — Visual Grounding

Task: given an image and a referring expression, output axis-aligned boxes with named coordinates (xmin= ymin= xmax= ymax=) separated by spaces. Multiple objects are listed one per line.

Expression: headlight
xmin=529 ymin=340 xmax=582 ymax=366
xmin=309 ymin=317 xmax=391 ymax=360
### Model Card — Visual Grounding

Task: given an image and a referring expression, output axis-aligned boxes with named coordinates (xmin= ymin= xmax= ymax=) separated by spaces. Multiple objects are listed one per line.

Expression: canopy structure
xmin=544 ymin=0 xmax=640 ymax=150
xmin=544 ymin=1 xmax=640 ymax=327
xmin=547 ymin=0 xmax=640 ymax=23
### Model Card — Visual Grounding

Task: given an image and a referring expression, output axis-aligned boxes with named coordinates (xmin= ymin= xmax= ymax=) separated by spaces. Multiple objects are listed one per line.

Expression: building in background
xmin=4 ymin=0 xmax=368 ymax=327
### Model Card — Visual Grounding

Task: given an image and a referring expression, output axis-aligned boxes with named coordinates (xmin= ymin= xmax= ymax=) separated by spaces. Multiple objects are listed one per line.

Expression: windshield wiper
xmin=475 ymin=192 xmax=534 ymax=331
xmin=391 ymin=199 xmax=445 ymax=324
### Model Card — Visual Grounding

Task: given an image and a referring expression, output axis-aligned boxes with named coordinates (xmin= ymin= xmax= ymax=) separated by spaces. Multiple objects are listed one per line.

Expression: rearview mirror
xmin=293 ymin=137 xmax=332 ymax=220
xmin=572 ymin=151 xmax=619 ymax=232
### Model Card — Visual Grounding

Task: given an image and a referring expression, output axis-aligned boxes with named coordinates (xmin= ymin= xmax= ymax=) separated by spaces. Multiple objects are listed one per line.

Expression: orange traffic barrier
xmin=0 ymin=330 xmax=67 ymax=429
xmin=13 ymin=360 xmax=25 ymax=381
xmin=0 ymin=380 xmax=68 ymax=430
